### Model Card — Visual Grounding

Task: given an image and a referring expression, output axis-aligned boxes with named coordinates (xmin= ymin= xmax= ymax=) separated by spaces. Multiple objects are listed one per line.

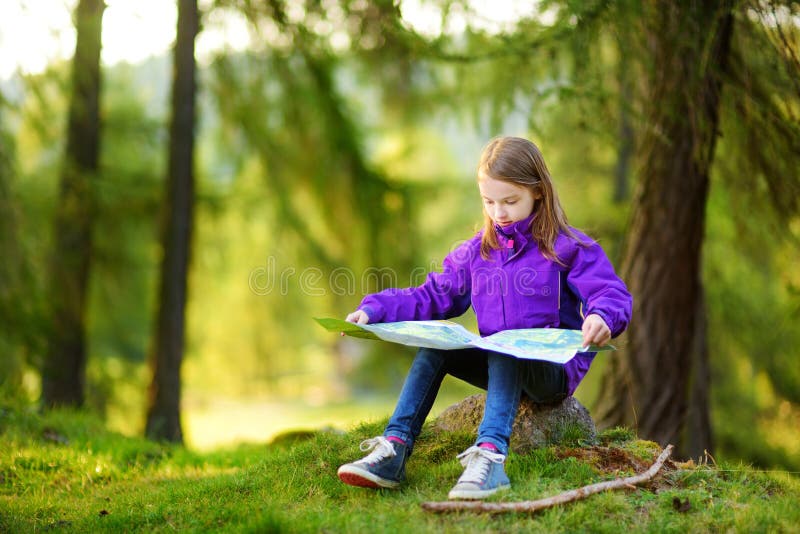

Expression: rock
xmin=433 ymin=394 xmax=596 ymax=453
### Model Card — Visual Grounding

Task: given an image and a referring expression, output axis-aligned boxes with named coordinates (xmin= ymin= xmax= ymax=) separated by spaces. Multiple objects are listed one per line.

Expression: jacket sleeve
xmin=357 ymin=242 xmax=473 ymax=324
xmin=565 ymin=238 xmax=632 ymax=338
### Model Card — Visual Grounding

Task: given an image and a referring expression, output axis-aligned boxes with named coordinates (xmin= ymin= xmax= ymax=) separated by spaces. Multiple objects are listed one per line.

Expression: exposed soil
xmin=556 ymin=445 xmax=676 ymax=482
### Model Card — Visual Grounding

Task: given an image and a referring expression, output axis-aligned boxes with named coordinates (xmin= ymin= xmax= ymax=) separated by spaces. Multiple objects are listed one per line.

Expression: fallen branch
xmin=421 ymin=444 xmax=674 ymax=514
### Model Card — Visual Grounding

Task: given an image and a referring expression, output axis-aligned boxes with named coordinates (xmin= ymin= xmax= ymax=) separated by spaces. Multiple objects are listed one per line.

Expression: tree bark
xmin=41 ymin=0 xmax=104 ymax=408
xmin=145 ymin=0 xmax=198 ymax=443
xmin=684 ymin=285 xmax=712 ymax=458
xmin=595 ymin=1 xmax=734 ymax=454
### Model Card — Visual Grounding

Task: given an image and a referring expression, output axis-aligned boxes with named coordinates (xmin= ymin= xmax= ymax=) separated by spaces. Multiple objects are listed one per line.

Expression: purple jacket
xmin=358 ymin=214 xmax=633 ymax=395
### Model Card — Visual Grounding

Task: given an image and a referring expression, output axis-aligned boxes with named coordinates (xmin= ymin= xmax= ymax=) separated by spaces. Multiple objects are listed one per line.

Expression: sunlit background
xmin=1 ymin=0 xmax=541 ymax=450
xmin=1 ymin=0 xmax=798 ymax=469
xmin=0 ymin=0 xmax=537 ymax=77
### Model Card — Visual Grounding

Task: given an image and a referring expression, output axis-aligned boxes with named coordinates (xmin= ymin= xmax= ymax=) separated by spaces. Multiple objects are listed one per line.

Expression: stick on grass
xmin=421 ymin=444 xmax=674 ymax=514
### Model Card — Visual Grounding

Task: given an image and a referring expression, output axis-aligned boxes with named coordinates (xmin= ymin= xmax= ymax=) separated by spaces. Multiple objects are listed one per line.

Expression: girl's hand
xmin=345 ymin=310 xmax=369 ymax=324
xmin=582 ymin=314 xmax=611 ymax=348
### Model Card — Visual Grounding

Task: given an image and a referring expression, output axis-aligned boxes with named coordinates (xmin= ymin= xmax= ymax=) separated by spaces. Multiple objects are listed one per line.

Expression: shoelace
xmin=358 ymin=436 xmax=396 ymax=464
xmin=456 ymin=446 xmax=505 ymax=483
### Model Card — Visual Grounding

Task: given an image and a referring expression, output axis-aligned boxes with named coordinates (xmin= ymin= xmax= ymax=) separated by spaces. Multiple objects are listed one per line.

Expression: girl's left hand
xmin=582 ymin=314 xmax=611 ymax=348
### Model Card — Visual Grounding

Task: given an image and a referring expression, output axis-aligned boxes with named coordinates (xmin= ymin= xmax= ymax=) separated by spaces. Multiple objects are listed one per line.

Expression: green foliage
xmin=2 ymin=407 xmax=799 ymax=533
xmin=0 ymin=99 xmax=26 ymax=395
xmin=0 ymin=89 xmax=48 ymax=398
xmin=598 ymin=426 xmax=637 ymax=445
xmin=703 ymin=165 xmax=800 ymax=470
xmin=90 ymin=64 xmax=164 ymax=364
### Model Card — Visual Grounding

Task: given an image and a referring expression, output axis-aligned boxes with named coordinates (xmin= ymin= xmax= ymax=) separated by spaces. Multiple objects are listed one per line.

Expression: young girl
xmin=337 ymin=136 xmax=632 ymax=500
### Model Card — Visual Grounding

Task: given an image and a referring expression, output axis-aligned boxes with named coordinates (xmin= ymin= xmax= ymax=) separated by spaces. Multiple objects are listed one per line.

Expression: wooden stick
xmin=421 ymin=444 xmax=674 ymax=514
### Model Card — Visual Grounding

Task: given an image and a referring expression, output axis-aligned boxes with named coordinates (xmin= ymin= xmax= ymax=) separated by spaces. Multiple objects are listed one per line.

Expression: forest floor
xmin=2 ymin=403 xmax=799 ymax=533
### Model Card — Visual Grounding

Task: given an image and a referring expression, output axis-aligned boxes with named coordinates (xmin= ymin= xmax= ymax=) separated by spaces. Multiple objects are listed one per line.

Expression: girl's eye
xmin=506 ymin=201 xmax=517 ymax=205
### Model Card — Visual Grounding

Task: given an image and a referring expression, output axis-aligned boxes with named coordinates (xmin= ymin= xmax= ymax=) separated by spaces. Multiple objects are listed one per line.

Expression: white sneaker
xmin=447 ymin=446 xmax=510 ymax=500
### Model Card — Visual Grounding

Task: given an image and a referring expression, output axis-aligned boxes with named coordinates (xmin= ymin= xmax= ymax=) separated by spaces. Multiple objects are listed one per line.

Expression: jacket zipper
xmin=501 ymin=238 xmax=513 ymax=328
xmin=500 ymin=271 xmax=507 ymax=329
xmin=558 ymin=272 xmax=562 ymax=310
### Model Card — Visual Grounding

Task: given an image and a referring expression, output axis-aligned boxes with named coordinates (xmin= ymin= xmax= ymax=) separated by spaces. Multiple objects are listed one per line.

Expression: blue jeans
xmin=384 ymin=347 xmax=567 ymax=456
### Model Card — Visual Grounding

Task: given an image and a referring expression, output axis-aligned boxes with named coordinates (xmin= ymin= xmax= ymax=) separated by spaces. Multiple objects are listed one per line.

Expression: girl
xmin=337 ymin=136 xmax=632 ymax=500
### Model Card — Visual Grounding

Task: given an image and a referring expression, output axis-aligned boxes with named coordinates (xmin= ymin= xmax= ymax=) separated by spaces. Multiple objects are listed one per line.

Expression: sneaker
xmin=447 ymin=445 xmax=510 ymax=500
xmin=337 ymin=436 xmax=408 ymax=489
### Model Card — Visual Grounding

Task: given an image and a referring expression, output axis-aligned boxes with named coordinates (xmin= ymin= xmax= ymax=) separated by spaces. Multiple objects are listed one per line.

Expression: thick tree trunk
xmin=145 ymin=0 xmax=198 ymax=443
xmin=685 ymin=285 xmax=712 ymax=458
xmin=595 ymin=1 xmax=734 ymax=454
xmin=41 ymin=0 xmax=104 ymax=408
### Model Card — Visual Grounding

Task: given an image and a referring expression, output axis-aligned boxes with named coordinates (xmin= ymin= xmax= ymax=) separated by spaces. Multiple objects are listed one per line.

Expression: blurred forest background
xmin=1 ymin=0 xmax=798 ymax=470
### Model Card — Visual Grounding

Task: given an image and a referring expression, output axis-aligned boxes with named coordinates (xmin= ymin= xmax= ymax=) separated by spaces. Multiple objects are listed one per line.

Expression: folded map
xmin=314 ymin=318 xmax=614 ymax=365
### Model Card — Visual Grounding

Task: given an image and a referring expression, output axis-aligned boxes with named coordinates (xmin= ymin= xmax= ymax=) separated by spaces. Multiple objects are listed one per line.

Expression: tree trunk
xmin=41 ymin=0 xmax=104 ymax=408
xmin=145 ymin=0 xmax=198 ymax=443
xmin=595 ymin=1 xmax=734 ymax=454
xmin=684 ymin=285 xmax=712 ymax=458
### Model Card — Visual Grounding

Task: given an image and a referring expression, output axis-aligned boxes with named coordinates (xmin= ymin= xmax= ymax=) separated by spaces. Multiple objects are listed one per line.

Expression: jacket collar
xmin=493 ymin=212 xmax=535 ymax=260
xmin=494 ymin=212 xmax=535 ymax=242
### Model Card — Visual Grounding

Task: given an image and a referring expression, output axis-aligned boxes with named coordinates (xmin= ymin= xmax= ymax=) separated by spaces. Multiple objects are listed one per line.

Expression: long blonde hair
xmin=478 ymin=136 xmax=576 ymax=262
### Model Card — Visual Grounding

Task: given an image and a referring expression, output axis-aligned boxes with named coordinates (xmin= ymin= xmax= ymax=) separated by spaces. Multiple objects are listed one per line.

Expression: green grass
xmin=2 ymin=405 xmax=799 ymax=533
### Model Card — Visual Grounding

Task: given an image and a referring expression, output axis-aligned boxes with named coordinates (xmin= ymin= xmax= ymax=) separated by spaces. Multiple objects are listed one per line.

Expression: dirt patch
xmin=556 ymin=445 xmax=677 ymax=491
xmin=557 ymin=446 xmax=650 ymax=474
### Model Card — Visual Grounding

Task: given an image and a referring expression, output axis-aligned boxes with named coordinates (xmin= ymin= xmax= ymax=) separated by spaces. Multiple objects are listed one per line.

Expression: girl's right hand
xmin=345 ymin=310 xmax=369 ymax=324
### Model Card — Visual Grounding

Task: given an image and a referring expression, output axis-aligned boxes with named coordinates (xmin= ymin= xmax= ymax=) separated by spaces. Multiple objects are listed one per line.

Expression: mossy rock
xmin=433 ymin=394 xmax=596 ymax=453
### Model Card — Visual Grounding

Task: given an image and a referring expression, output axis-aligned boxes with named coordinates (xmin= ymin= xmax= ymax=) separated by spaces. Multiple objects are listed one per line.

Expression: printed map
xmin=314 ymin=318 xmax=615 ymax=364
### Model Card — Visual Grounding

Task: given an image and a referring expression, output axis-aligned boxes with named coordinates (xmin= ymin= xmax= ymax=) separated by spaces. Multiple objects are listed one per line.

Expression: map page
xmin=314 ymin=318 xmax=614 ymax=364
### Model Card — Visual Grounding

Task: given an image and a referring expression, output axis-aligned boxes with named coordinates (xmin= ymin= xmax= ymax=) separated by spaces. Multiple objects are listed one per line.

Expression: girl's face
xmin=478 ymin=175 xmax=539 ymax=228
